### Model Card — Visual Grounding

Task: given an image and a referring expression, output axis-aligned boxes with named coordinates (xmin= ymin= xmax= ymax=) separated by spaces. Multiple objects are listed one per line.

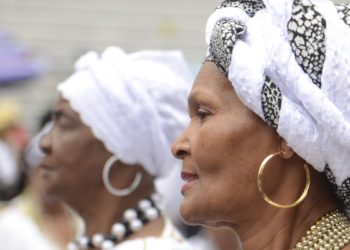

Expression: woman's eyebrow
xmin=188 ymin=89 xmax=218 ymax=108
xmin=52 ymin=109 xmax=75 ymax=121
xmin=188 ymin=88 xmax=206 ymax=106
xmin=187 ymin=92 xmax=197 ymax=107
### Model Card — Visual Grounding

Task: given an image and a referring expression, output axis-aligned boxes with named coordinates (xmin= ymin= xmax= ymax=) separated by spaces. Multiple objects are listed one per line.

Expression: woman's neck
xmin=66 ymin=185 xmax=164 ymax=240
xmin=235 ymin=173 xmax=340 ymax=250
xmin=81 ymin=192 xmax=148 ymax=236
xmin=237 ymin=202 xmax=338 ymax=250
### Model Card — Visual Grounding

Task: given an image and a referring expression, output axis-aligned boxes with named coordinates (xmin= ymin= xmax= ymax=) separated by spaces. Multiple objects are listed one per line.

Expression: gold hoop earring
xmin=257 ymin=152 xmax=310 ymax=209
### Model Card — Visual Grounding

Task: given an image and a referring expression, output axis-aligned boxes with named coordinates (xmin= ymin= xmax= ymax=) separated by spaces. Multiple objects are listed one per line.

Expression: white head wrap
xmin=205 ymin=0 xmax=350 ymax=207
xmin=58 ymin=47 xmax=191 ymax=177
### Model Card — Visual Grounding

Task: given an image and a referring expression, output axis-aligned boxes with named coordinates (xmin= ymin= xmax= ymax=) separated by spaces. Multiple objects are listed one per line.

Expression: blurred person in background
xmin=0 ymin=98 xmax=29 ymax=201
xmin=0 ymin=111 xmax=79 ymax=250
xmin=39 ymin=47 xmax=193 ymax=250
xmin=0 ymin=98 xmax=29 ymax=151
xmin=0 ymin=137 xmax=21 ymax=201
xmin=0 ymin=32 xmax=45 ymax=202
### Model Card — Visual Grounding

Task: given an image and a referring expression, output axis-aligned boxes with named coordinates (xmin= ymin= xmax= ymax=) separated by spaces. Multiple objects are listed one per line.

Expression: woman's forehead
xmin=196 ymin=61 xmax=227 ymax=82
xmin=54 ymin=97 xmax=80 ymax=120
xmin=190 ymin=62 xmax=236 ymax=102
xmin=56 ymin=95 xmax=69 ymax=106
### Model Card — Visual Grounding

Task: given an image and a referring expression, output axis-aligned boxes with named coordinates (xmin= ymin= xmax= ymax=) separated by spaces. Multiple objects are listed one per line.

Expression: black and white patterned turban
xmin=205 ymin=0 xmax=350 ymax=208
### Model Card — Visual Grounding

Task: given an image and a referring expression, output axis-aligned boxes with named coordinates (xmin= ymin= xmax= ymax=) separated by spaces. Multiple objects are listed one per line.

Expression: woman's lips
xmin=39 ymin=163 xmax=57 ymax=171
xmin=181 ymin=171 xmax=199 ymax=194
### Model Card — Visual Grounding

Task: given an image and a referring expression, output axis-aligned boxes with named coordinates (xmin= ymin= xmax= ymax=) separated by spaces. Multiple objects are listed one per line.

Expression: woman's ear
xmin=278 ymin=138 xmax=294 ymax=159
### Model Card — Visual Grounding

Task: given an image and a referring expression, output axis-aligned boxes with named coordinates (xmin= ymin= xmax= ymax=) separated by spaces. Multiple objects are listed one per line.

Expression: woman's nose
xmin=171 ymin=130 xmax=190 ymax=160
xmin=39 ymin=128 xmax=52 ymax=155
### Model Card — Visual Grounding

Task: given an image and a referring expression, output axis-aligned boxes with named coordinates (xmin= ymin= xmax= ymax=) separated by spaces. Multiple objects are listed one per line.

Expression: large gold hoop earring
xmin=257 ymin=152 xmax=310 ymax=209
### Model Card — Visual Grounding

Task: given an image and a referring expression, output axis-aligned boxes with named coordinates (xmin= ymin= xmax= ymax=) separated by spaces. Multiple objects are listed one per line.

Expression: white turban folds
xmin=206 ymin=0 xmax=350 ymax=208
xmin=58 ymin=47 xmax=191 ymax=177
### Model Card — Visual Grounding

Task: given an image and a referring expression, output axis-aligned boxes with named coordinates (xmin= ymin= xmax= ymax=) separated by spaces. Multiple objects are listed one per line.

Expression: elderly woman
xmin=39 ymin=47 xmax=192 ymax=250
xmin=172 ymin=0 xmax=350 ymax=249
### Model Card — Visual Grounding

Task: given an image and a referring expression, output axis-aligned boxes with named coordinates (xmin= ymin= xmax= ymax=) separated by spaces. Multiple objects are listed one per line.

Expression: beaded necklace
xmin=294 ymin=209 xmax=350 ymax=249
xmin=67 ymin=193 xmax=163 ymax=250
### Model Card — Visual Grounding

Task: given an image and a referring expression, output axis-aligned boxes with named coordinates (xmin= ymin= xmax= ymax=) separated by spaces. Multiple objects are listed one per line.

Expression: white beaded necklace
xmin=67 ymin=193 xmax=163 ymax=250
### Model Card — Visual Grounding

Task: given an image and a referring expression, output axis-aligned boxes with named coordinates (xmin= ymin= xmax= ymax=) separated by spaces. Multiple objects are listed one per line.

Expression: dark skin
xmin=39 ymin=97 xmax=164 ymax=245
xmin=172 ymin=62 xmax=350 ymax=249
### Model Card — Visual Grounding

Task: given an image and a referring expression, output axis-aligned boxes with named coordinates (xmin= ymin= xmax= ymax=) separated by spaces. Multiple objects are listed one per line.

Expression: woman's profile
xmin=40 ymin=47 xmax=193 ymax=250
xmin=172 ymin=0 xmax=350 ymax=249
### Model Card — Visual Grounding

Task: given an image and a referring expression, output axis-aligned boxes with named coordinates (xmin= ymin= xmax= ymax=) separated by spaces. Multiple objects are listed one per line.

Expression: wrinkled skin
xmin=172 ymin=62 xmax=280 ymax=227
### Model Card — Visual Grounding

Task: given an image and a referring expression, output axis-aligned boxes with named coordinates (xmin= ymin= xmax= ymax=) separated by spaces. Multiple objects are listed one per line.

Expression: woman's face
xmin=39 ymin=97 xmax=110 ymax=201
xmin=172 ymin=62 xmax=279 ymax=227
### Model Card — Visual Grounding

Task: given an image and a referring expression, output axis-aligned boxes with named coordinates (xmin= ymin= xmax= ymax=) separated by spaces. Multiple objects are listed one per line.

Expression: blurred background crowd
xmin=0 ymin=0 xmax=218 ymax=131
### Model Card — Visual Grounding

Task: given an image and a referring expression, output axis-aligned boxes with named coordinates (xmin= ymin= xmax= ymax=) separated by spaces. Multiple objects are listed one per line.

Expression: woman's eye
xmin=197 ymin=108 xmax=210 ymax=121
xmin=56 ymin=118 xmax=75 ymax=130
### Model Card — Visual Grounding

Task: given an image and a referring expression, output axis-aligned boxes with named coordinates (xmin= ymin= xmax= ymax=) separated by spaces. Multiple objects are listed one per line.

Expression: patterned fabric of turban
xmin=205 ymin=0 xmax=350 ymax=208
xmin=58 ymin=47 xmax=191 ymax=177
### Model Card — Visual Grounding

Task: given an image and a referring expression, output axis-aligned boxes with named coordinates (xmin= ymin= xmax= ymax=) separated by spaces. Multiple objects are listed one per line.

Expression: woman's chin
xmin=41 ymin=176 xmax=67 ymax=201
xmin=180 ymin=196 xmax=226 ymax=228
xmin=42 ymin=183 xmax=63 ymax=199
xmin=180 ymin=198 xmax=203 ymax=226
